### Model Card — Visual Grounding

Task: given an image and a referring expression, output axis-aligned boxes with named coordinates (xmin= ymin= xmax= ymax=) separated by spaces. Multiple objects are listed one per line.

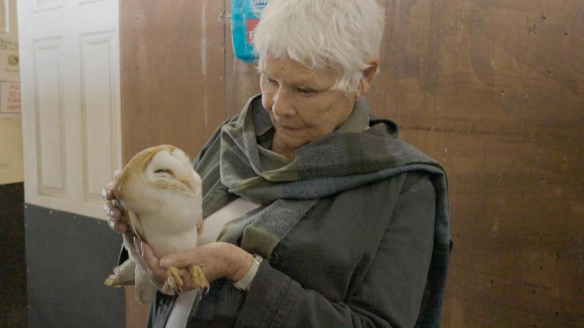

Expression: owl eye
xmin=154 ymin=169 xmax=173 ymax=176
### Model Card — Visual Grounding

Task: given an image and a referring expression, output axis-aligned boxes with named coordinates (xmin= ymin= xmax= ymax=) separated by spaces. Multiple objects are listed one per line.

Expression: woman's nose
xmin=272 ymin=87 xmax=296 ymax=118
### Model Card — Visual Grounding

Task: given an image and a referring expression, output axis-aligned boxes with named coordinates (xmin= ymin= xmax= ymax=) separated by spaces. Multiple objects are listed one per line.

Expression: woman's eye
xmin=297 ymin=88 xmax=314 ymax=95
xmin=265 ymin=76 xmax=278 ymax=85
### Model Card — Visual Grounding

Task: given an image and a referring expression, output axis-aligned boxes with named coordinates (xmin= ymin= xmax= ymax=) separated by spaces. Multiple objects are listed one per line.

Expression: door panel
xmin=80 ymin=31 xmax=119 ymax=205
xmin=34 ymin=38 xmax=67 ymax=196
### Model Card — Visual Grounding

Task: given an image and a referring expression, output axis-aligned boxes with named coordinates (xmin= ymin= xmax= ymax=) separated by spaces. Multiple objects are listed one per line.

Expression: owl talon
xmin=189 ymin=265 xmax=210 ymax=293
xmin=166 ymin=267 xmax=183 ymax=293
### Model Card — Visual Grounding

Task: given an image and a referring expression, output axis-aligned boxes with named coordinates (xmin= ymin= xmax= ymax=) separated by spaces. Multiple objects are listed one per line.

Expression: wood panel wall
xmin=120 ymin=0 xmax=584 ymax=327
xmin=374 ymin=1 xmax=584 ymax=327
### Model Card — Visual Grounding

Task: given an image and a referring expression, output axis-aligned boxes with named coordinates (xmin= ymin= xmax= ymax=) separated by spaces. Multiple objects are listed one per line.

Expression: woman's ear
xmin=356 ymin=58 xmax=379 ymax=98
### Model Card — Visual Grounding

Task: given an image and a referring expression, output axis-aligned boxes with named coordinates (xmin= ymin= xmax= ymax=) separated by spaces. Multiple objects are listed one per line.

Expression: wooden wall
xmin=120 ymin=0 xmax=584 ymax=327
xmin=374 ymin=1 xmax=584 ymax=327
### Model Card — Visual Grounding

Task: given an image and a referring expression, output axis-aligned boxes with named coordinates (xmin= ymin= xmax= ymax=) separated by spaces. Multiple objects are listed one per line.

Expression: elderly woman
xmin=105 ymin=0 xmax=450 ymax=327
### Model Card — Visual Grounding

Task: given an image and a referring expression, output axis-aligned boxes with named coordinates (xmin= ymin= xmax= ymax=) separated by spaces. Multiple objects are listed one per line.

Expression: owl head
xmin=113 ymin=145 xmax=202 ymax=214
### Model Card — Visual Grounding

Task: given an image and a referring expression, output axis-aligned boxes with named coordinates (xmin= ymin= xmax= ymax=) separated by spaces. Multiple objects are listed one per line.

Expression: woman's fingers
xmin=104 ymin=200 xmax=122 ymax=219
xmin=104 ymin=202 xmax=127 ymax=233
xmin=108 ymin=218 xmax=127 ymax=233
xmin=102 ymin=182 xmax=122 ymax=222
xmin=159 ymin=242 xmax=252 ymax=282
xmin=160 ymin=251 xmax=192 ymax=269
xmin=101 ymin=182 xmax=116 ymax=200
xmin=142 ymin=242 xmax=252 ymax=291
xmin=103 ymin=189 xmax=127 ymax=233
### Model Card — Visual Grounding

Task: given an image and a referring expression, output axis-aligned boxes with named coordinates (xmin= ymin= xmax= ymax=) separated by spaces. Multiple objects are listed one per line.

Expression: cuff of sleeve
xmin=233 ymin=254 xmax=262 ymax=291
xmin=235 ymin=261 xmax=299 ymax=328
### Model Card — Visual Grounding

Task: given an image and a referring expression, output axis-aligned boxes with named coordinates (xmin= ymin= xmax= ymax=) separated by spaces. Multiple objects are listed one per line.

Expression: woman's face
xmin=259 ymin=57 xmax=356 ymax=158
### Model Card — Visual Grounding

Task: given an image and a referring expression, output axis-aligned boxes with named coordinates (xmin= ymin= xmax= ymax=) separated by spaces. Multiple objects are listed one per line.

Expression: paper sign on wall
xmin=0 ymin=81 xmax=20 ymax=116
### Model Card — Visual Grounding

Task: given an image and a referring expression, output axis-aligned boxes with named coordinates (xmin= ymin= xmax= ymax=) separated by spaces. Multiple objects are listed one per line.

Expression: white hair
xmin=253 ymin=0 xmax=385 ymax=93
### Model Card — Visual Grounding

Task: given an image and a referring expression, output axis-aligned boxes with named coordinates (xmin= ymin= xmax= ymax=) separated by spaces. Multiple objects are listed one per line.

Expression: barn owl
xmin=104 ymin=145 xmax=208 ymax=303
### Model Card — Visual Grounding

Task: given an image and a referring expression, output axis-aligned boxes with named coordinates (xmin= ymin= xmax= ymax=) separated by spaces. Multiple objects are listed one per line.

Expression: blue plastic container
xmin=231 ymin=0 xmax=270 ymax=62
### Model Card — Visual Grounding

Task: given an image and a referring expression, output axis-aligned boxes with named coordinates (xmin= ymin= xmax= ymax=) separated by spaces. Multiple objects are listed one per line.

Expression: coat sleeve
xmin=234 ymin=174 xmax=437 ymax=328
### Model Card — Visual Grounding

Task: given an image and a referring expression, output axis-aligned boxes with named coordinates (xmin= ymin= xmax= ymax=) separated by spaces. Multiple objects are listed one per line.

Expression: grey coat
xmin=139 ymin=115 xmax=450 ymax=328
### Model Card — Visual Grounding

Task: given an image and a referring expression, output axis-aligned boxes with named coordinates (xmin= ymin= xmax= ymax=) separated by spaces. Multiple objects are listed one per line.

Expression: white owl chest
xmin=134 ymin=191 xmax=203 ymax=259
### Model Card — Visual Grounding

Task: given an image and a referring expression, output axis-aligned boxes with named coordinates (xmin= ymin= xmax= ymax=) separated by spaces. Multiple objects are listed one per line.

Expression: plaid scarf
xmin=216 ymin=96 xmax=447 ymax=259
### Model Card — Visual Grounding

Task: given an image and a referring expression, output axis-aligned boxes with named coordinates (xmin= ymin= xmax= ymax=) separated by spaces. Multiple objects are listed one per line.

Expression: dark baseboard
xmin=25 ymin=204 xmax=125 ymax=328
xmin=0 ymin=183 xmax=27 ymax=328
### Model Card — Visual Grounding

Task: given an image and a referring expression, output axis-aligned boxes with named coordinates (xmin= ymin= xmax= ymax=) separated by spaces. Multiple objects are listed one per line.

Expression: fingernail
xmin=101 ymin=188 xmax=107 ymax=199
xmin=160 ymin=258 xmax=172 ymax=268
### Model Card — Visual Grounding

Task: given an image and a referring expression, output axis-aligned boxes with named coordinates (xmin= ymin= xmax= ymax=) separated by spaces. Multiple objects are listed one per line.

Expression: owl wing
xmin=123 ymin=210 xmax=150 ymax=271
xmin=104 ymin=211 xmax=145 ymax=288
xmin=125 ymin=209 xmax=146 ymax=241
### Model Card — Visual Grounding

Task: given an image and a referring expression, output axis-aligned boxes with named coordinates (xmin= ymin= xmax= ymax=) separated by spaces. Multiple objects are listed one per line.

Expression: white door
xmin=18 ymin=0 xmax=121 ymax=218
xmin=0 ymin=0 xmax=23 ymax=185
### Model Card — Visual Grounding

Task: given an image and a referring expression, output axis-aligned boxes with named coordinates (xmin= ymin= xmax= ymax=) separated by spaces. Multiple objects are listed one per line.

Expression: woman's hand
xmin=136 ymin=239 xmax=254 ymax=291
xmin=102 ymin=182 xmax=128 ymax=233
